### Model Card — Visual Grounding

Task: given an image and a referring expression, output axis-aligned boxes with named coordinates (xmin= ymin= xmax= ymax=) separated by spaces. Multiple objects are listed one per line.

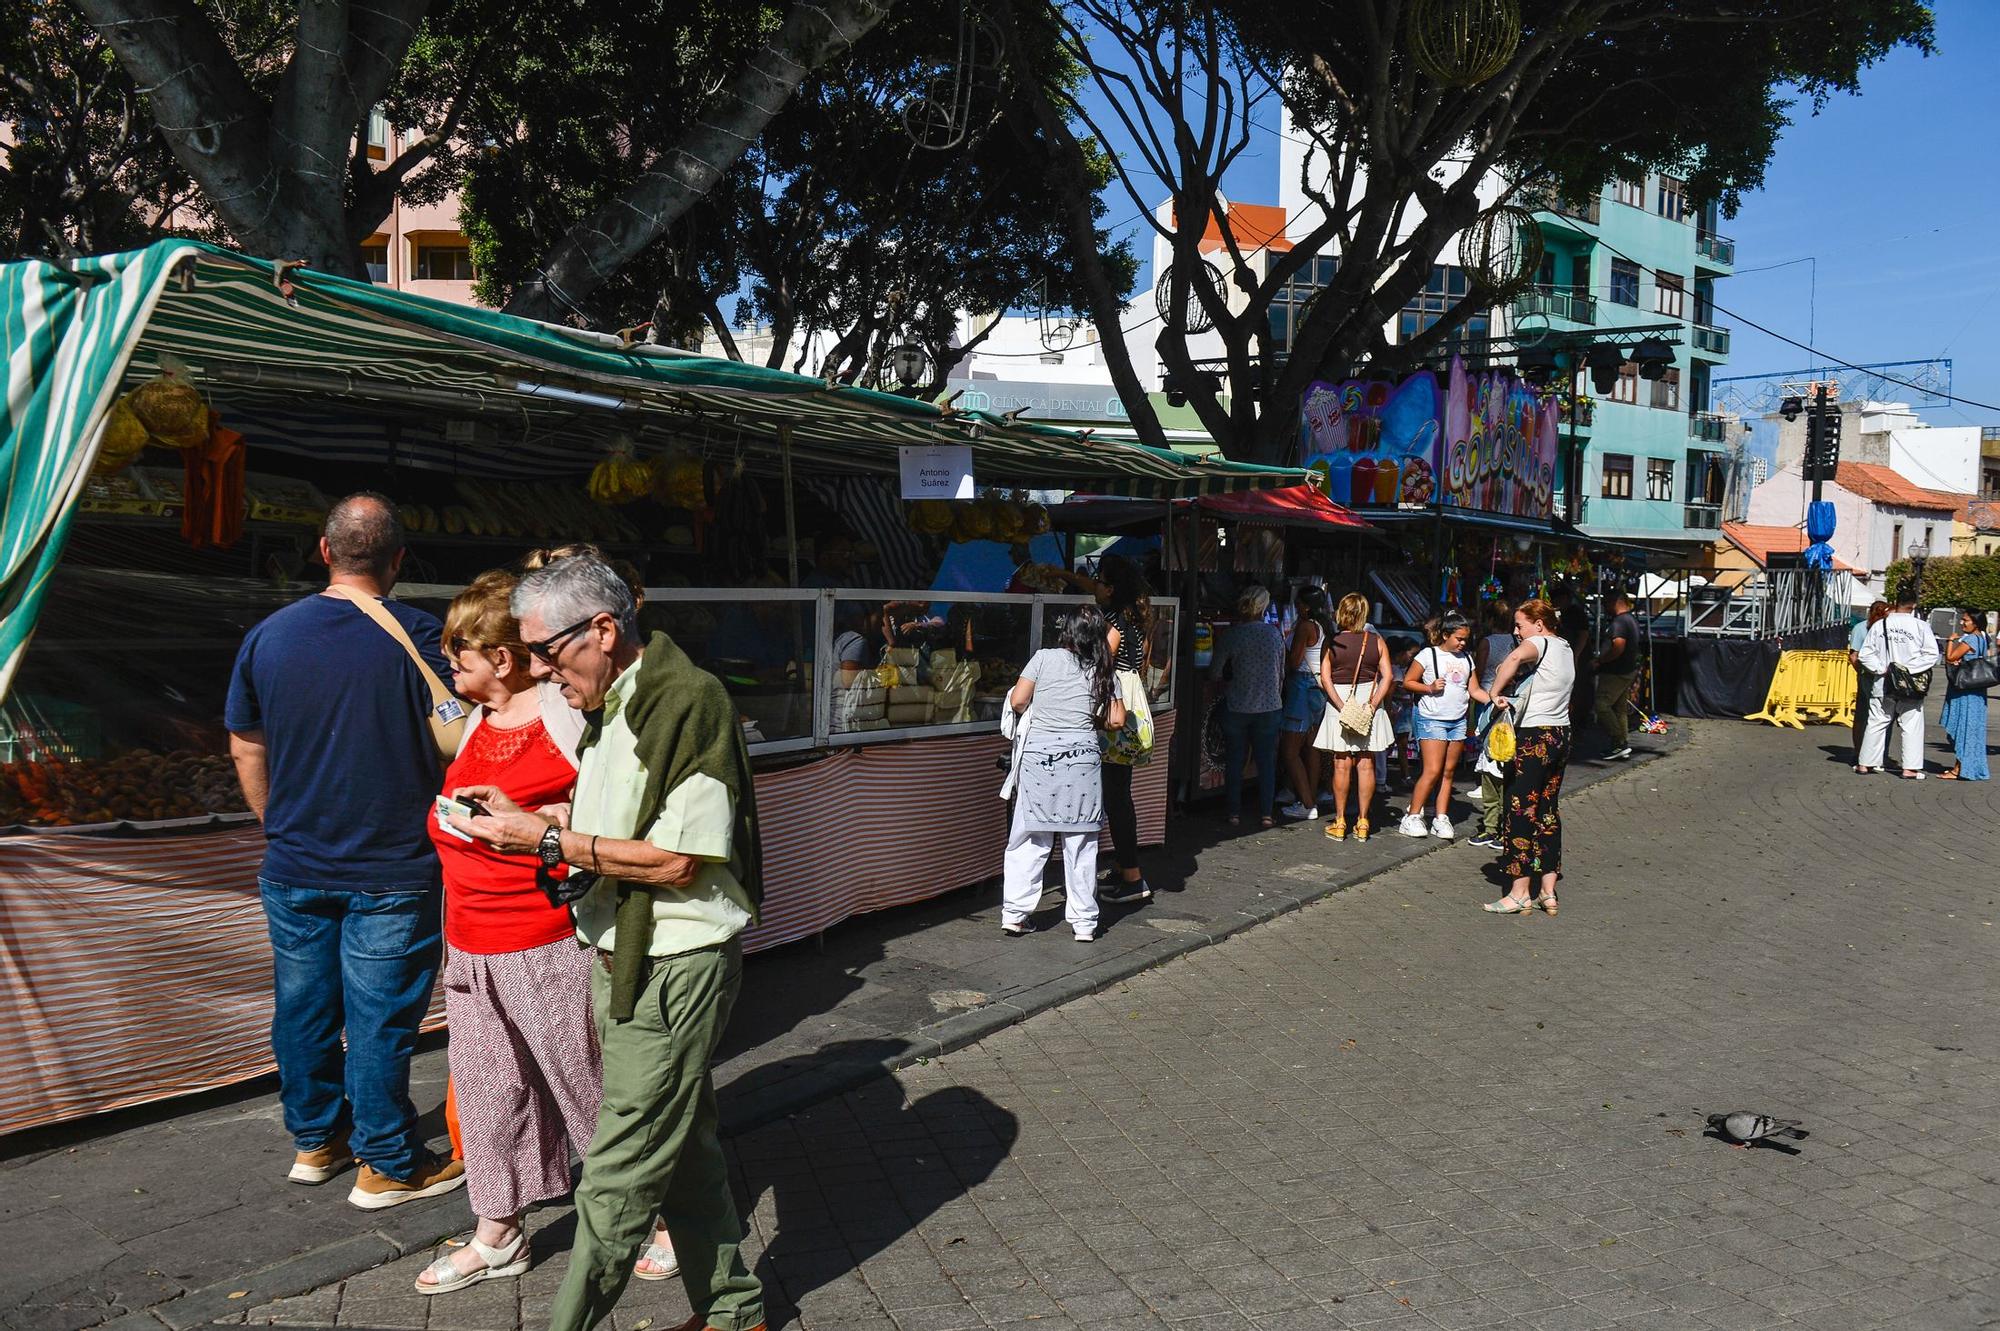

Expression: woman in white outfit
xmin=1481 ymin=599 xmax=1577 ymax=916
xmin=1000 ymin=607 xmax=1125 ymax=940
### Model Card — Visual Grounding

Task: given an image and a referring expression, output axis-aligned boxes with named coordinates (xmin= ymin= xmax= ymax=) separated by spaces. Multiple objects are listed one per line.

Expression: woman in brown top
xmin=1312 ymin=592 xmax=1395 ymax=841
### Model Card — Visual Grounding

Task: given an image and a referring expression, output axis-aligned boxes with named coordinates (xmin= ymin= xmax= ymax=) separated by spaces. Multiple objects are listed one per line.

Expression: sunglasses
xmin=523 ymin=615 xmax=597 ymax=666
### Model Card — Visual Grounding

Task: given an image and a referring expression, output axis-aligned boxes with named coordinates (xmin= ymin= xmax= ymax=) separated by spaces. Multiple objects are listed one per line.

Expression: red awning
xmin=1195 ymin=485 xmax=1371 ymax=529
xmin=1052 ymin=485 xmax=1372 ymax=532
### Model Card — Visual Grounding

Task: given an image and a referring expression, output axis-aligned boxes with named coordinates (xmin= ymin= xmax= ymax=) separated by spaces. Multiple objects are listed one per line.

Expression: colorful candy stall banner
xmin=1298 ymin=356 xmax=1558 ymax=520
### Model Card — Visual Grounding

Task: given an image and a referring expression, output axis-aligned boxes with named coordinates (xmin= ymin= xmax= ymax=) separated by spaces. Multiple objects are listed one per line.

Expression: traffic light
xmin=1805 ymin=404 xmax=1842 ymax=479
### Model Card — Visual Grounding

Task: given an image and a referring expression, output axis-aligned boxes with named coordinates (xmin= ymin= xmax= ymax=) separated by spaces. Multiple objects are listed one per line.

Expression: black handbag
xmin=1876 ymin=621 xmax=1933 ymax=700
xmin=1947 ymin=636 xmax=2000 ymax=693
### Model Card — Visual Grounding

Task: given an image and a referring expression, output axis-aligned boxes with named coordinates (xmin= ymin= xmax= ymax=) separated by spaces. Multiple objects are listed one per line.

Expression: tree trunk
xmin=504 ymin=0 xmax=891 ymax=324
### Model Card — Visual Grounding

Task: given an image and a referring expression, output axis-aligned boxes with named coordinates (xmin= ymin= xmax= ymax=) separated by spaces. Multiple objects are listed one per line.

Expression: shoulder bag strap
xmin=1351 ymin=630 xmax=1370 ymax=695
xmin=324 ymin=586 xmax=465 ymax=757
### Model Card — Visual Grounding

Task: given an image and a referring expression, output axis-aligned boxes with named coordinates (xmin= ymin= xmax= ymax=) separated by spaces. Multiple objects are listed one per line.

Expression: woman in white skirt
xmin=1000 ymin=607 xmax=1125 ymax=940
xmin=1314 ymin=592 xmax=1395 ymax=842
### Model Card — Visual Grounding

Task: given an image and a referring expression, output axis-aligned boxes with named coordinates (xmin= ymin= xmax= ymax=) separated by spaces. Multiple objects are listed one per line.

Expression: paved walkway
xmin=229 ymin=713 xmax=2000 ymax=1330
xmin=12 ymin=709 xmax=2000 ymax=1331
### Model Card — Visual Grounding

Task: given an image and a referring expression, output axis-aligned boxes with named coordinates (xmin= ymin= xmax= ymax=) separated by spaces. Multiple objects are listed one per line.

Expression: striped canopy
xmin=0 ymin=239 xmax=1304 ymax=696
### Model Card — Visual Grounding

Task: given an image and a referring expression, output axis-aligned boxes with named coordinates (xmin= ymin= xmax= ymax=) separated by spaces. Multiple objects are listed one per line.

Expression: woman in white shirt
xmin=1398 ymin=612 xmax=1474 ymax=840
xmin=1480 ymin=599 xmax=1576 ymax=916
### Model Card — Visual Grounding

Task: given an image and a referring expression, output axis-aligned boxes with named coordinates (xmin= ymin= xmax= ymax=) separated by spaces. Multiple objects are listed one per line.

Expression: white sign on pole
xmin=898 ymin=445 xmax=976 ymax=500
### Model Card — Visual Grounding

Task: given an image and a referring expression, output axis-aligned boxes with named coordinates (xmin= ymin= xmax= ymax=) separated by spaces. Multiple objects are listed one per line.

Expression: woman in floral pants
xmin=1480 ymin=600 xmax=1578 ymax=916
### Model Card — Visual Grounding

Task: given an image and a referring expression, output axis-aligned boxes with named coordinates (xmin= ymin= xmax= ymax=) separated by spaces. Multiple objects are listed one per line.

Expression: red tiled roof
xmin=1196 ymin=201 xmax=1293 ymax=255
xmin=1721 ymin=522 xmax=1860 ymax=572
xmin=1833 ymin=462 xmax=1966 ymax=512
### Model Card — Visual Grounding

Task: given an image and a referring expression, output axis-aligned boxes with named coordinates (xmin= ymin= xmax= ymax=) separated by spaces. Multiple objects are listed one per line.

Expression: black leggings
xmin=1102 ymin=762 xmax=1140 ymax=872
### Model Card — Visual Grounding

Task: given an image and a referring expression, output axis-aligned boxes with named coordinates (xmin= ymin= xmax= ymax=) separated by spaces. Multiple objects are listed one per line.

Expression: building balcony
xmin=1684 ymin=502 xmax=1723 ymax=533
xmin=1513 ymin=285 xmax=1596 ymax=326
xmin=1516 ymin=184 xmax=1601 ymax=228
xmin=1689 ymin=411 xmax=1730 ymax=443
xmin=1692 ymin=323 xmax=1731 ymax=356
xmin=1695 ymin=231 xmax=1735 ymax=269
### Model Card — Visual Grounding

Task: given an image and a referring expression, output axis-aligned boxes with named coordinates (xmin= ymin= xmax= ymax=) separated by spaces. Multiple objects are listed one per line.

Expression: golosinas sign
xmin=1298 ymin=355 xmax=1558 ymax=520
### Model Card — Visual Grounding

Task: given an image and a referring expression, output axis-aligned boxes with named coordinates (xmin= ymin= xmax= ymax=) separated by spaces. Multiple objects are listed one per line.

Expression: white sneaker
xmin=1396 ymin=813 xmax=1428 ymax=838
xmin=1280 ymin=801 xmax=1317 ymax=820
xmin=1430 ymin=815 xmax=1455 ymax=840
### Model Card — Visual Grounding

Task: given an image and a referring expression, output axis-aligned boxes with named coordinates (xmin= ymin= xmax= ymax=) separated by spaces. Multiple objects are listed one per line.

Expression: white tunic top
xmin=1513 ymin=635 xmax=1576 ymax=729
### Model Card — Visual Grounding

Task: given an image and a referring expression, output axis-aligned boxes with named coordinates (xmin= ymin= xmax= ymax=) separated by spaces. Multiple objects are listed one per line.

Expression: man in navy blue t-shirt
xmin=226 ymin=492 xmax=465 ymax=1209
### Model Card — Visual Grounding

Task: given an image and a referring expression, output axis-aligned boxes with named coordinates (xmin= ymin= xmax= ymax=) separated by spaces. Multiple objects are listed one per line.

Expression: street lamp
xmin=1906 ymin=538 xmax=1931 ymax=606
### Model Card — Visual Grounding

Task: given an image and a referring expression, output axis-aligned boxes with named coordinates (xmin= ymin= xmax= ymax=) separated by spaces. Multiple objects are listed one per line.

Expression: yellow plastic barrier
xmin=1745 ymin=649 xmax=1856 ymax=729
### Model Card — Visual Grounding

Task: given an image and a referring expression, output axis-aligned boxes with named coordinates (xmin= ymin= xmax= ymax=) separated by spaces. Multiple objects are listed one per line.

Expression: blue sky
xmin=1720 ymin=2 xmax=1998 ymax=433
xmin=1082 ymin=6 xmax=1995 ymax=439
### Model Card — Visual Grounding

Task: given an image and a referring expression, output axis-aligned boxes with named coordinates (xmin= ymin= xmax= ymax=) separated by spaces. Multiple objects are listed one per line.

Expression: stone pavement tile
xmin=1421 ymin=1297 xmax=1520 ymax=1330
xmin=883 ymin=1303 xmax=982 ymax=1331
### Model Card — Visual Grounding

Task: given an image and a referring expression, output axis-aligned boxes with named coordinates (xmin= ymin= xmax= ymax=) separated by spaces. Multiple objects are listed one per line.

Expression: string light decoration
xmin=1153 ymin=259 xmax=1226 ymax=334
xmin=1457 ymin=203 xmax=1543 ymax=298
xmin=902 ymin=6 xmax=1005 ymax=150
xmin=1407 ymin=0 xmax=1523 ymax=88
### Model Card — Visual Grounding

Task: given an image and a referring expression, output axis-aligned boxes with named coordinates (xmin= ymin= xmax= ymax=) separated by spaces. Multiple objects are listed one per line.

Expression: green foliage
xmin=1883 ymin=554 xmax=2000 ymax=614
xmin=462 ymin=1 xmax=1134 ymax=376
xmin=0 ymin=0 xmax=195 ymax=258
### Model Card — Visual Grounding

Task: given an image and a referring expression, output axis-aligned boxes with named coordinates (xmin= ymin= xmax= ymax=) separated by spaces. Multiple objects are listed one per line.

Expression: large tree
xmin=465 ymin=4 xmax=1134 ymax=391
xmin=50 ymin=0 xmax=888 ymax=284
xmin=999 ymin=0 xmax=1934 ymax=464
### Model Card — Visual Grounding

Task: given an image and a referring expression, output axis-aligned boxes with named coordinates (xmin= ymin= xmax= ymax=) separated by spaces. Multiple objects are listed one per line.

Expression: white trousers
xmin=1001 ymin=816 xmax=1100 ymax=937
xmin=1859 ymin=693 xmax=1924 ymax=772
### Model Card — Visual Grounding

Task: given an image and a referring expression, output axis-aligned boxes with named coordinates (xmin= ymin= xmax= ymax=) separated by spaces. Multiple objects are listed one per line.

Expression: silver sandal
xmin=414 ymin=1231 xmax=529 ymax=1294
xmin=633 ymin=1240 xmax=680 ymax=1281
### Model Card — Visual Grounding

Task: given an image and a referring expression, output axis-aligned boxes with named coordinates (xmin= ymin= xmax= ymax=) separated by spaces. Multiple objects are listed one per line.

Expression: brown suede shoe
xmin=347 ymin=1155 xmax=466 ymax=1210
xmin=288 ymin=1131 xmax=353 ymax=1185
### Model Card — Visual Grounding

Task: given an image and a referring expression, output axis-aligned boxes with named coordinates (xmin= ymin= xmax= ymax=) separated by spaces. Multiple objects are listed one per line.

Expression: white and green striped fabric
xmin=0 ymin=240 xmax=1307 ymax=699
xmin=0 ymin=243 xmax=205 ymax=696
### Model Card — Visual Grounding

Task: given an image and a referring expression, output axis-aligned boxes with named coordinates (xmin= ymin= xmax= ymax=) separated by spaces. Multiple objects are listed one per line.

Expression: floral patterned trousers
xmin=1503 ymin=725 xmax=1571 ymax=880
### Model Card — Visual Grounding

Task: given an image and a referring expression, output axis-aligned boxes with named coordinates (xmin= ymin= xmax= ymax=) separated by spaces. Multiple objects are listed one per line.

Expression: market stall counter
xmin=0 ymin=569 xmax=1176 ymax=1135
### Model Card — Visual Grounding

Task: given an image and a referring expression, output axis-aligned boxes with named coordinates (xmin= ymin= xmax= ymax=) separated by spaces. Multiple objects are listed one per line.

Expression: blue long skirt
xmin=1940 ymin=688 xmax=1990 ymax=780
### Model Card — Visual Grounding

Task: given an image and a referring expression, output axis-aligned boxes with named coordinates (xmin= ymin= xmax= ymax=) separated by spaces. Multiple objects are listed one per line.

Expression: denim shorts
xmin=1412 ymin=711 xmax=1468 ymax=742
xmin=1280 ymin=673 xmax=1326 ymax=733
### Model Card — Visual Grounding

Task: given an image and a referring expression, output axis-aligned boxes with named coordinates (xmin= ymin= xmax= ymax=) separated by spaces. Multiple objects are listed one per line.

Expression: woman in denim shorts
xmin=1276 ymin=586 xmax=1333 ymax=819
xmin=1397 ymin=612 xmax=1475 ymax=839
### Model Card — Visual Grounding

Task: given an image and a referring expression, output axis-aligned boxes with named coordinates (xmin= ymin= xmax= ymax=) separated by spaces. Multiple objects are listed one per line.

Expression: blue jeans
xmin=1221 ymin=708 xmax=1282 ymax=818
xmin=259 ymin=879 xmax=442 ymax=1180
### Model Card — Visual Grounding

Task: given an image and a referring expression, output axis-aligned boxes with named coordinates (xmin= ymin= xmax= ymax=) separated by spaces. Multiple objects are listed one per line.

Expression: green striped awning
xmin=0 ymin=240 xmax=1305 ymax=696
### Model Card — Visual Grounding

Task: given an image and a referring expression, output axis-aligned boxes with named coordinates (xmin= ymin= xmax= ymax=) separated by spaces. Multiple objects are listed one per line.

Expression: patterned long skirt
xmin=442 ymin=937 xmax=601 ymax=1217
xmin=1502 ymin=725 xmax=1572 ymax=880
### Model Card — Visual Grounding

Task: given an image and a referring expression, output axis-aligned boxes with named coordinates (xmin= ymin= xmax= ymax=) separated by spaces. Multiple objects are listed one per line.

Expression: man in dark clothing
xmin=1592 ymin=590 xmax=1641 ymax=759
xmin=226 ymin=492 xmax=465 ymax=1208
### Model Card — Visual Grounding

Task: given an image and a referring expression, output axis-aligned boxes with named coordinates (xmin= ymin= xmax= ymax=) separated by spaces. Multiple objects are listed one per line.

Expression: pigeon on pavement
xmin=1707 ymin=1111 xmax=1809 ymax=1148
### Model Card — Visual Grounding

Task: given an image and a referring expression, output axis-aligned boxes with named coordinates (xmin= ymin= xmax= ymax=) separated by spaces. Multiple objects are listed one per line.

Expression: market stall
xmin=0 ymin=241 xmax=1301 ymax=1134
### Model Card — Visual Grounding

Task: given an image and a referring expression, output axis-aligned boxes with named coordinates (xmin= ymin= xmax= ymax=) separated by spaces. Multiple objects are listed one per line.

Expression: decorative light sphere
xmin=1408 ymin=0 xmax=1524 ymax=88
xmin=1458 ymin=203 xmax=1544 ymax=298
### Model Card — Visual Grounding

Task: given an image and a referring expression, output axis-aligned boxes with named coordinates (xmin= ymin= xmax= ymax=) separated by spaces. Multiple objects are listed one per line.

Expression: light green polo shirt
xmin=570 ymin=657 xmax=753 ymax=957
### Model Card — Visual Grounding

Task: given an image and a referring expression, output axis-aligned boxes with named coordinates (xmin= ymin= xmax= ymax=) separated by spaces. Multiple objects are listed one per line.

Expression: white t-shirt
xmin=1513 ymin=635 xmax=1576 ymax=728
xmin=1416 ymin=647 xmax=1473 ymax=720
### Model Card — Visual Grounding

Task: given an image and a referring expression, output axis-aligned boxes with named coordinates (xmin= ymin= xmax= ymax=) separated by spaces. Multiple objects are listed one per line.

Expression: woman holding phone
xmin=418 ymin=571 xmax=676 ymax=1293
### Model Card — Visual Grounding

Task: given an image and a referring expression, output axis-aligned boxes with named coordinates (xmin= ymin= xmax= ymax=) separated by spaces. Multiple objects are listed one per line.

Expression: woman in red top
xmin=416 ymin=572 xmax=675 ymax=1294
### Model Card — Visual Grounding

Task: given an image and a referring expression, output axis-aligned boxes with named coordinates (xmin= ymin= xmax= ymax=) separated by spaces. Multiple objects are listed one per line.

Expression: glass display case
xmin=825 ymin=592 xmax=1033 ymax=742
xmin=638 ymin=589 xmax=816 ymax=747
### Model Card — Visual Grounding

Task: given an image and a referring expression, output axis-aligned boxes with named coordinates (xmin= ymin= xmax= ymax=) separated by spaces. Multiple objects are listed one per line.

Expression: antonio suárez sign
xmin=1296 ymin=355 xmax=1558 ymax=520
xmin=898 ymin=445 xmax=976 ymax=501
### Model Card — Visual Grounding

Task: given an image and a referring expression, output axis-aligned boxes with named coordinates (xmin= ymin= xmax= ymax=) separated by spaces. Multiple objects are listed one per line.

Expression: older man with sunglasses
xmin=451 ymin=553 xmax=766 ymax=1331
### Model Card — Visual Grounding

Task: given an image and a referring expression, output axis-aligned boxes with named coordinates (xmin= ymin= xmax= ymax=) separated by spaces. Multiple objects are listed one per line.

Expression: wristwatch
xmin=537 ymin=823 xmax=565 ymax=870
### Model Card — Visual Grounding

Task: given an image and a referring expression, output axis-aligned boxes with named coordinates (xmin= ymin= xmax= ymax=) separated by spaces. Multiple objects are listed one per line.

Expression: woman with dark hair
xmin=1000 ymin=608 xmax=1126 ymax=940
xmin=1940 ymin=607 xmax=1991 ymax=780
xmin=1481 ymin=599 xmax=1577 ymax=916
xmin=1399 ymin=611 xmax=1474 ymax=839
xmin=1278 ymin=585 xmax=1333 ymax=820
xmin=1065 ymin=555 xmax=1156 ymax=903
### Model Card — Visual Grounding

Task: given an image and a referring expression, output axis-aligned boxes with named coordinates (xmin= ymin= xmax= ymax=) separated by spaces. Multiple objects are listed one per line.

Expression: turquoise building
xmin=1520 ymin=173 xmax=1736 ymax=547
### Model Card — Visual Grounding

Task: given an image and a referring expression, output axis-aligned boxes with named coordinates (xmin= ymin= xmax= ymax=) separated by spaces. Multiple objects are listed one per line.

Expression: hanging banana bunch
xmin=586 ymin=432 xmax=652 ymax=505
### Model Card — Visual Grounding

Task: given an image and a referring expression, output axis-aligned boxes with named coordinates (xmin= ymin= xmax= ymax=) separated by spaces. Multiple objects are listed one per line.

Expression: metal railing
xmin=1689 ymin=411 xmax=1730 ymax=443
xmin=1696 ymin=232 xmax=1736 ymax=266
xmin=1685 ymin=569 xmax=1855 ymax=638
xmin=1693 ymin=323 xmax=1732 ymax=355
xmin=1517 ymin=184 xmax=1601 ymax=225
xmin=1513 ymin=285 xmax=1597 ymax=325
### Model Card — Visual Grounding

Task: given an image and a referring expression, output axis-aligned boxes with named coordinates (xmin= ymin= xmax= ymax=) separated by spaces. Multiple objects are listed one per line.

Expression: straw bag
xmin=1336 ymin=631 xmax=1377 ymax=736
xmin=325 ymin=586 xmax=466 ymax=760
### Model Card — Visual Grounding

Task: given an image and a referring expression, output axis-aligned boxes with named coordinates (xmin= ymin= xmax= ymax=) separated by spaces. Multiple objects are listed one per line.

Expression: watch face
xmin=539 ymin=826 xmax=564 ymax=866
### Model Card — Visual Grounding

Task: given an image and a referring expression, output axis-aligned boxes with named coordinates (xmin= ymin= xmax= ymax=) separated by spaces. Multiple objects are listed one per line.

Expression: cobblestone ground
xmin=244 ymin=717 xmax=2000 ymax=1331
